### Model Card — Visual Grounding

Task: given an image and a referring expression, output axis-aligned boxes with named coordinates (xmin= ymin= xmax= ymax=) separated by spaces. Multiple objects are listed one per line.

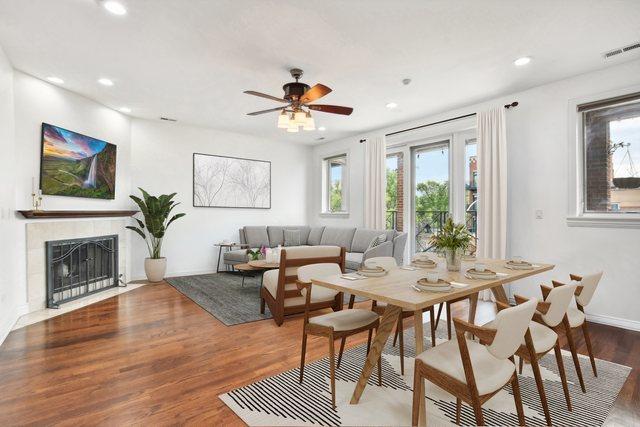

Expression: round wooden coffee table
xmin=248 ymin=260 xmax=279 ymax=269
xmin=235 ymin=261 xmax=278 ymax=287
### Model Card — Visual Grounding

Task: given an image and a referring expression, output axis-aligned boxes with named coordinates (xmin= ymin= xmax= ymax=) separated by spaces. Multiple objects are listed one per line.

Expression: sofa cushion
xmin=345 ymin=252 xmax=363 ymax=271
xmin=351 ymin=228 xmax=396 ymax=253
xmin=283 ymin=229 xmax=301 ymax=246
xmin=244 ymin=226 xmax=270 ymax=248
xmin=320 ymin=227 xmax=357 ymax=251
xmin=267 ymin=226 xmax=285 ymax=247
xmin=307 ymin=226 xmax=325 ymax=245
xmin=223 ymin=249 xmax=248 ymax=263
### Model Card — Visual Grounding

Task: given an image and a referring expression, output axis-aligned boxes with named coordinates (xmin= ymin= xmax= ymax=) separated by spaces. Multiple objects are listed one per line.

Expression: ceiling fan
xmin=244 ymin=68 xmax=353 ymax=132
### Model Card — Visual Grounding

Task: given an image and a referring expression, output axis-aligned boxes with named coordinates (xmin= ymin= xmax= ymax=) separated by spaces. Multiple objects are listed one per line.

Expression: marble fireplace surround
xmin=26 ymin=219 xmax=129 ymax=313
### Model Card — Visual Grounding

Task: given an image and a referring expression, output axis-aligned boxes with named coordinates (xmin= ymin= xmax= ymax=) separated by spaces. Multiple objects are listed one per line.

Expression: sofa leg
xmin=260 ymin=298 xmax=265 ymax=314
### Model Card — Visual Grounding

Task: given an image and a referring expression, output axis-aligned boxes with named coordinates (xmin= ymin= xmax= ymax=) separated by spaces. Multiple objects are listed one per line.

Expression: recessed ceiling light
xmin=318 ymin=126 xmax=326 ymax=132
xmin=514 ymin=56 xmax=531 ymax=66
xmin=119 ymin=107 xmax=131 ymax=113
xmin=98 ymin=78 xmax=114 ymax=86
xmin=103 ymin=1 xmax=127 ymax=15
xmin=386 ymin=102 xmax=398 ymax=109
xmin=46 ymin=76 xmax=64 ymax=84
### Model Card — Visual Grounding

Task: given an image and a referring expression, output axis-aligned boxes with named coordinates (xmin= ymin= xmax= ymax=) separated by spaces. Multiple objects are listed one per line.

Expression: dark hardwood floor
xmin=0 ymin=283 xmax=637 ymax=426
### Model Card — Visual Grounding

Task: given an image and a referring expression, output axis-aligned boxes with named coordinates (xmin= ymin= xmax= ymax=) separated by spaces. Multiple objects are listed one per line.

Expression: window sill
xmin=566 ymin=215 xmax=640 ymax=229
xmin=319 ymin=212 xmax=350 ymax=218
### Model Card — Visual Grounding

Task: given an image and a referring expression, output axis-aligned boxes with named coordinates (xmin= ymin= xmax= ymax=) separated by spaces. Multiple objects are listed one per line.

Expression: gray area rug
xmin=166 ymin=273 xmax=366 ymax=326
xmin=220 ymin=323 xmax=631 ymax=426
xmin=166 ymin=273 xmax=271 ymax=326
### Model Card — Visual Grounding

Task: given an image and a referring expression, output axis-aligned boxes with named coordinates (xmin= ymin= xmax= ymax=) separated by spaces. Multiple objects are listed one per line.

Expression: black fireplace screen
xmin=46 ymin=235 xmax=119 ymax=308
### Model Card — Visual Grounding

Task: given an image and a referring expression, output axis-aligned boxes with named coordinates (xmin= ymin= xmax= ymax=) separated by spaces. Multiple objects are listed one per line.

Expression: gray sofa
xmin=223 ymin=226 xmax=408 ymax=271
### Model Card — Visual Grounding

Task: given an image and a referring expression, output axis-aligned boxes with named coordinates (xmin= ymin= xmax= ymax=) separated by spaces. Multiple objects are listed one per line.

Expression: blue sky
xmin=610 ymin=117 xmax=640 ymax=178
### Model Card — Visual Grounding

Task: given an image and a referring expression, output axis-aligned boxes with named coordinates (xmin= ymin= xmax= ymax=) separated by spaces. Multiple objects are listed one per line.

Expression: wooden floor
xmin=0 ymin=282 xmax=638 ymax=426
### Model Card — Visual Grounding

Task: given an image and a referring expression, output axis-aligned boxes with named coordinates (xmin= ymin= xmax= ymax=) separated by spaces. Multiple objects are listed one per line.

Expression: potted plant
xmin=127 ymin=188 xmax=186 ymax=282
xmin=429 ymin=217 xmax=472 ymax=271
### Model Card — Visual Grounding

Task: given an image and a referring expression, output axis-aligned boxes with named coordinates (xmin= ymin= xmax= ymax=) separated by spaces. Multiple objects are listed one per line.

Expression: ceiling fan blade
xmin=244 ymin=90 xmax=288 ymax=103
xmin=308 ymin=104 xmax=353 ymax=115
xmin=300 ymin=84 xmax=332 ymax=104
xmin=246 ymin=106 xmax=287 ymax=116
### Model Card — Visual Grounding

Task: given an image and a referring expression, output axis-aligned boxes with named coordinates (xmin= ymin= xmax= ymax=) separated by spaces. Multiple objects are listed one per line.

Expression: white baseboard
xmin=0 ymin=303 xmax=28 ymax=346
xmin=130 ymin=268 xmax=217 ymax=282
xmin=586 ymin=312 xmax=640 ymax=332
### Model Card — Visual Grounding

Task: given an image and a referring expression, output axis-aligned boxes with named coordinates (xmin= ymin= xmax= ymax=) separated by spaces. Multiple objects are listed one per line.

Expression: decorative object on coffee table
xmin=429 ymin=217 xmax=472 ymax=271
xmin=127 ymin=188 xmax=186 ymax=282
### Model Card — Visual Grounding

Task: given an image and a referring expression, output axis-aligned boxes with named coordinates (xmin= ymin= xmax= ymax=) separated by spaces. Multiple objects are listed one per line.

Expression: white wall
xmin=3 ymin=71 xmax=133 ymax=342
xmin=310 ymin=59 xmax=640 ymax=329
xmin=129 ymin=119 xmax=312 ymax=279
xmin=0 ymin=46 xmax=20 ymax=344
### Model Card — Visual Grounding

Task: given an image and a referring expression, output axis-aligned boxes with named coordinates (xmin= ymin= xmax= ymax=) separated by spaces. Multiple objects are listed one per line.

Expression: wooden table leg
xmin=491 ymin=284 xmax=509 ymax=303
xmin=466 ymin=292 xmax=479 ymax=339
xmin=414 ymin=309 xmax=427 ymax=426
xmin=350 ymin=305 xmax=401 ymax=404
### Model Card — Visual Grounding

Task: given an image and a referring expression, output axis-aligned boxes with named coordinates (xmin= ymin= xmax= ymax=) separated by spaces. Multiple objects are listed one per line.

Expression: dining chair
xmin=297 ymin=263 xmax=381 ymax=409
xmin=556 ymin=271 xmax=603 ymax=377
xmin=366 ymin=256 xmax=436 ymax=375
xmin=483 ymin=283 xmax=577 ymax=426
xmin=412 ymin=297 xmax=538 ymax=426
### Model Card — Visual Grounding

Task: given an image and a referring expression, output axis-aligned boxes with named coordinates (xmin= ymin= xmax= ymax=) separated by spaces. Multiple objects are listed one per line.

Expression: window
xmin=386 ymin=152 xmax=404 ymax=231
xmin=580 ymin=93 xmax=640 ymax=214
xmin=322 ymin=154 xmax=348 ymax=213
xmin=465 ymin=139 xmax=478 ymax=236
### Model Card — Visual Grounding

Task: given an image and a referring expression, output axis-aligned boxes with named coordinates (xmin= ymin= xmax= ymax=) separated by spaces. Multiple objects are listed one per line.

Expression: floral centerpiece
xmin=429 ymin=217 xmax=472 ymax=271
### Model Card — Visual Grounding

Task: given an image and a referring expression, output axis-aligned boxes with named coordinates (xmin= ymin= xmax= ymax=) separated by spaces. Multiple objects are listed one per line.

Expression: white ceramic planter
xmin=144 ymin=257 xmax=167 ymax=282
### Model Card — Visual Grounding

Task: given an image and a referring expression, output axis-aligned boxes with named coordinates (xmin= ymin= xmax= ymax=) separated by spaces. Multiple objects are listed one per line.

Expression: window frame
xmin=567 ymin=86 xmax=640 ymax=228
xmin=321 ymin=152 xmax=349 ymax=216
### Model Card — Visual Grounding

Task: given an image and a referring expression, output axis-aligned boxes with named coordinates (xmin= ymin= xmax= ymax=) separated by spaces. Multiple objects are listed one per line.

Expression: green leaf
xmin=126 ymin=225 xmax=146 ymax=240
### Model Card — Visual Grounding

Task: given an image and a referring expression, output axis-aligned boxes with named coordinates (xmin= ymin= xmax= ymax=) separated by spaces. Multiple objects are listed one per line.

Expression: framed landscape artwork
xmin=193 ymin=153 xmax=271 ymax=208
xmin=40 ymin=123 xmax=117 ymax=199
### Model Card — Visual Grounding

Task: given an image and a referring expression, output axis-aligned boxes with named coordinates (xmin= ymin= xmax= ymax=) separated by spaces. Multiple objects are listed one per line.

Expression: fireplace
xmin=45 ymin=235 xmax=120 ymax=308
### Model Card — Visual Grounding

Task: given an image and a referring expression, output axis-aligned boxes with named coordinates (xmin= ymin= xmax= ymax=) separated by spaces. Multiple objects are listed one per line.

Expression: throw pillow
xmin=367 ymin=233 xmax=387 ymax=250
xmin=284 ymin=229 xmax=301 ymax=247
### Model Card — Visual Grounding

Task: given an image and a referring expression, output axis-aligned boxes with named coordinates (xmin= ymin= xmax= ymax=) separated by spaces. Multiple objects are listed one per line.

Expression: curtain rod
xmin=359 ymin=101 xmax=518 ymax=142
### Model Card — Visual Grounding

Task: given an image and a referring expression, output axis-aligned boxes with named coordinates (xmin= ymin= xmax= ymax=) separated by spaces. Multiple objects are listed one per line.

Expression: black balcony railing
xmin=386 ymin=209 xmax=478 ymax=252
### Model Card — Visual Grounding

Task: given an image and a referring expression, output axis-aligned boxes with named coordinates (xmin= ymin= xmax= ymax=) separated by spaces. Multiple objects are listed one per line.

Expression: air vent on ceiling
xmin=603 ymin=41 xmax=640 ymax=59
xmin=160 ymin=116 xmax=177 ymax=122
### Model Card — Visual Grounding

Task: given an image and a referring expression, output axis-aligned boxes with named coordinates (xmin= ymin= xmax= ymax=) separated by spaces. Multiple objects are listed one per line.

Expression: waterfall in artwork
xmin=84 ymin=155 xmax=98 ymax=188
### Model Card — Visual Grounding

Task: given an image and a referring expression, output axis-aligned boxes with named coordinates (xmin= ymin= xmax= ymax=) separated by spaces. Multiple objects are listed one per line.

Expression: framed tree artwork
xmin=192 ymin=153 xmax=271 ymax=209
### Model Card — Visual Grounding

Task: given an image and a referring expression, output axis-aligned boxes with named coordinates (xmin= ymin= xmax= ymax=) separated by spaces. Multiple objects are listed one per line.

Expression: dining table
xmin=311 ymin=257 xmax=554 ymax=426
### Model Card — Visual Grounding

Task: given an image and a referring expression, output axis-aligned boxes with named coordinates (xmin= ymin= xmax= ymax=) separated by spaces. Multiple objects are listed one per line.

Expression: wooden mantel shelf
xmin=18 ymin=210 xmax=138 ymax=219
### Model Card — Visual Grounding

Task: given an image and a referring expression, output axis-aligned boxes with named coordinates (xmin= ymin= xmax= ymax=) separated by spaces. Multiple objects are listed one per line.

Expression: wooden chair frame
xmin=561 ymin=274 xmax=598 ymax=377
xmin=297 ymin=280 xmax=381 ymax=409
xmin=412 ymin=317 xmax=525 ymax=426
xmin=371 ymin=301 xmax=436 ymax=375
xmin=260 ymin=247 xmax=346 ymax=326
xmin=499 ymin=297 xmax=573 ymax=426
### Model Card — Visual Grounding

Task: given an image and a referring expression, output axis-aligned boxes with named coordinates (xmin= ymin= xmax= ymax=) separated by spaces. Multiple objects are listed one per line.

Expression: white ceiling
xmin=1 ymin=0 xmax=640 ymax=144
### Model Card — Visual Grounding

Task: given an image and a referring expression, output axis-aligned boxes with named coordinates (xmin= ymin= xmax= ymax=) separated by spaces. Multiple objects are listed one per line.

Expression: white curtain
xmin=476 ymin=107 xmax=508 ymax=301
xmin=364 ymin=135 xmax=387 ymax=229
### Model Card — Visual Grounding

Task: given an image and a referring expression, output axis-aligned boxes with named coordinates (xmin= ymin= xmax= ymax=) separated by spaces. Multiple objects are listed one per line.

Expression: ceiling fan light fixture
xmin=287 ymin=121 xmax=299 ymax=133
xmin=277 ymin=110 xmax=289 ymax=128
xmin=303 ymin=111 xmax=315 ymax=131
xmin=294 ymin=110 xmax=307 ymax=125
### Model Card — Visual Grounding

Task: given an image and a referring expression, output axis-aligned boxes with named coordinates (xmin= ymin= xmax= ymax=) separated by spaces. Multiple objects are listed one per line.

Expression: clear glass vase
xmin=445 ymin=249 xmax=462 ymax=271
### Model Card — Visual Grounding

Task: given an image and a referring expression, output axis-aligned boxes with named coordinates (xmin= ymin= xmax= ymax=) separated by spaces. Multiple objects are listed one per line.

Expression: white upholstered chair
xmin=297 ymin=263 xmax=381 ymax=409
xmin=366 ymin=256 xmax=437 ymax=375
xmin=412 ymin=298 xmax=538 ymax=426
xmin=483 ymin=283 xmax=577 ymax=426
xmin=558 ymin=271 xmax=603 ymax=377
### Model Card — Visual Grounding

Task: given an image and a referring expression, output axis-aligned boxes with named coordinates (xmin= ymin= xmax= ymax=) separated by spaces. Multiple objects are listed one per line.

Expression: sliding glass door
xmin=411 ymin=140 xmax=450 ymax=252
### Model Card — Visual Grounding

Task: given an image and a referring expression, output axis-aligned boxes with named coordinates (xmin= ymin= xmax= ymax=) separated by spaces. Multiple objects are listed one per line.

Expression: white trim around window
xmin=320 ymin=150 xmax=350 ymax=216
xmin=566 ymin=85 xmax=640 ymax=228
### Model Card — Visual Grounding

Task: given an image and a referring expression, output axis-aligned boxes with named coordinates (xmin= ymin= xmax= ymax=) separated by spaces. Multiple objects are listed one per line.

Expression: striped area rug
xmin=219 ymin=324 xmax=630 ymax=426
